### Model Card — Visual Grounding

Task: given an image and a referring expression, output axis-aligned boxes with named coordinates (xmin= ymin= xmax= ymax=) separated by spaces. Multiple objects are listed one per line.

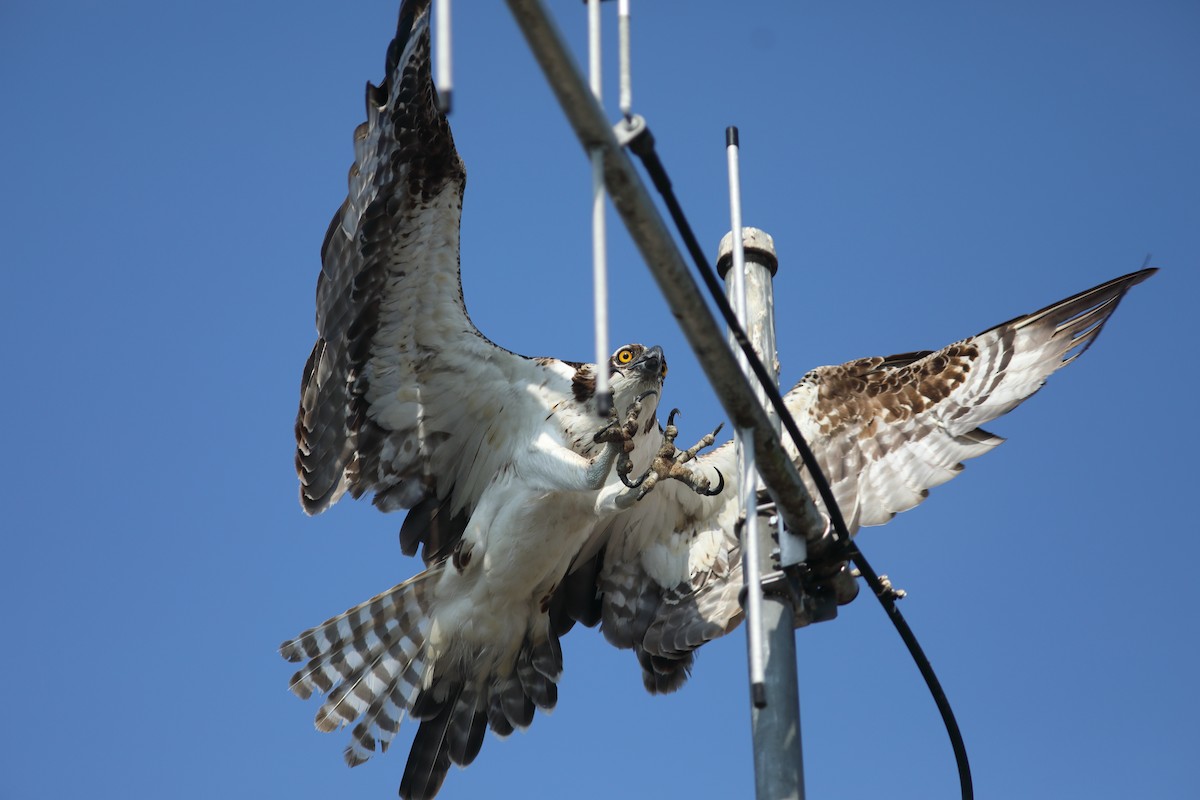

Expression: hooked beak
xmin=632 ymin=345 xmax=665 ymax=379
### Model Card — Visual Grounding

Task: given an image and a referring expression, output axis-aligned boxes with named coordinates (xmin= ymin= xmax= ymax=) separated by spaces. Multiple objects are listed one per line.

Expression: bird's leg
xmin=590 ymin=390 xmax=656 ymax=490
xmin=621 ymin=409 xmax=726 ymax=503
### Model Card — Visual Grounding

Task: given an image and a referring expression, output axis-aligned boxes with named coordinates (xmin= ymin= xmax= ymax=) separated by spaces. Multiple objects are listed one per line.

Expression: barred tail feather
xmin=279 ymin=566 xmax=438 ymax=675
xmin=314 ymin=627 xmax=430 ymax=734
xmin=400 ymin=701 xmax=456 ymax=800
xmin=345 ymin=657 xmax=428 ymax=766
xmin=445 ymin=686 xmax=487 ymax=766
xmin=397 ymin=623 xmax=565 ymax=800
xmin=282 ymin=566 xmax=568 ymax=798
xmin=398 ymin=684 xmax=488 ymax=800
xmin=515 ymin=642 xmax=558 ymax=711
xmin=279 ymin=564 xmax=441 ymax=762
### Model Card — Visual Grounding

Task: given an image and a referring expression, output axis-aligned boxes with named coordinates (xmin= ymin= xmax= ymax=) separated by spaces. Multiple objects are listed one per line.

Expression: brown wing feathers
xmin=793 ymin=268 xmax=1155 ymax=529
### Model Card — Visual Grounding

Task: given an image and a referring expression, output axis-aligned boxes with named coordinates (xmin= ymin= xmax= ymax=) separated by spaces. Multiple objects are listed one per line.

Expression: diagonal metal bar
xmin=505 ymin=0 xmax=826 ymax=541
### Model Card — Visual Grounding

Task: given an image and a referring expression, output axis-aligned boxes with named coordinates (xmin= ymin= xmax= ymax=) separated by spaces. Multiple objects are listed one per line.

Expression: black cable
xmin=846 ymin=540 xmax=973 ymax=798
xmin=624 ymin=123 xmax=973 ymax=800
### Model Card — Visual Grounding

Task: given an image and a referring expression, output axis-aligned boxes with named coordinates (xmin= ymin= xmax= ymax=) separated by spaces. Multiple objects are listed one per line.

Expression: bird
xmin=281 ymin=1 xmax=1155 ymax=797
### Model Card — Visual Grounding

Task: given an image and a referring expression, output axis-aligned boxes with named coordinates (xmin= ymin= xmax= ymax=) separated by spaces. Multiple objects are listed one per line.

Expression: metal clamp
xmin=739 ymin=502 xmax=861 ymax=629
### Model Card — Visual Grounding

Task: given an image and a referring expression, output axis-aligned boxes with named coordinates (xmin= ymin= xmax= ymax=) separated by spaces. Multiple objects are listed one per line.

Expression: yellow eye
xmin=661 ymin=363 xmax=668 ymax=378
xmin=616 ymin=348 xmax=634 ymax=365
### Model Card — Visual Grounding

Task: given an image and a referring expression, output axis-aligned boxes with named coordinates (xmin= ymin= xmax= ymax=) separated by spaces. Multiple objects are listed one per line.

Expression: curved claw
xmin=621 ymin=469 xmax=649 ymax=489
xmin=592 ymin=422 xmax=615 ymax=444
xmin=635 ymin=389 xmax=660 ymax=405
xmin=667 ymin=408 xmax=681 ymax=427
xmin=710 ymin=422 xmax=724 ymax=438
xmin=701 ymin=468 xmax=725 ymax=497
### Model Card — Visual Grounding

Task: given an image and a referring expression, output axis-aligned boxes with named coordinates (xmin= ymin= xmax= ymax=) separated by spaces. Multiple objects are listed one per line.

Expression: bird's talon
xmin=621 ymin=469 xmax=648 ymax=489
xmin=701 ymin=468 xmax=725 ymax=497
xmin=592 ymin=421 xmax=618 ymax=443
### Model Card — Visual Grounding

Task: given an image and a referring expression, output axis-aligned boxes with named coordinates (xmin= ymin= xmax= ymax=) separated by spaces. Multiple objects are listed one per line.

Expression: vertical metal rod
xmin=587 ymin=0 xmax=612 ymax=415
xmin=618 ymin=0 xmax=632 ymax=119
xmin=587 ymin=0 xmax=601 ymax=97
xmin=725 ymin=127 xmax=805 ymax=800
xmin=591 ymin=150 xmax=610 ymax=414
xmin=726 ymin=129 xmax=767 ymax=700
xmin=435 ymin=0 xmax=452 ymax=113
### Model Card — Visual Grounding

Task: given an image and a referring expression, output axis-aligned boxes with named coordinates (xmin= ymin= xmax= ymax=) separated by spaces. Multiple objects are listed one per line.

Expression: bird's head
xmin=606 ymin=343 xmax=667 ymax=416
xmin=570 ymin=343 xmax=668 ymax=420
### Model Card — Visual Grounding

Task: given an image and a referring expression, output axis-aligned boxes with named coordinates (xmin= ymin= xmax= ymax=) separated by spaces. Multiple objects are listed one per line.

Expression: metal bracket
xmin=614 ymin=113 xmax=647 ymax=149
xmin=740 ymin=501 xmax=861 ymax=629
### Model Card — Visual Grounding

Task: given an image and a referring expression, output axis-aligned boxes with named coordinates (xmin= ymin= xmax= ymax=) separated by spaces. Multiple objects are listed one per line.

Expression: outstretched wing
xmin=295 ymin=0 xmax=569 ymax=543
xmin=573 ymin=269 xmax=1155 ymax=690
xmin=785 ymin=268 xmax=1155 ymax=531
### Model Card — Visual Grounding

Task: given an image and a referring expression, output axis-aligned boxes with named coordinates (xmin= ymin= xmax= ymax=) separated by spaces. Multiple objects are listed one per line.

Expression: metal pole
xmin=504 ymin=0 xmax=826 ymax=542
xmin=721 ymin=227 xmax=805 ymax=800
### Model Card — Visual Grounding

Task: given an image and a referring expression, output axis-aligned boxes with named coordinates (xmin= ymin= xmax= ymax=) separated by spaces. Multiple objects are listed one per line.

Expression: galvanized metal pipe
xmin=722 ymin=227 xmax=806 ymax=800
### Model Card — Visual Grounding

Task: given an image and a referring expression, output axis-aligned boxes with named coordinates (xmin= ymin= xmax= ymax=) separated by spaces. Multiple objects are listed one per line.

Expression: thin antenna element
xmin=725 ymin=127 xmax=767 ymax=702
xmin=588 ymin=0 xmax=612 ymax=415
xmin=435 ymin=0 xmax=452 ymax=113
xmin=618 ymin=0 xmax=632 ymax=120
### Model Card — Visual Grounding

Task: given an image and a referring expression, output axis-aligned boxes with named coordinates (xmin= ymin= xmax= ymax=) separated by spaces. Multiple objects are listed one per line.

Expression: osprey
xmin=282 ymin=1 xmax=1154 ymax=797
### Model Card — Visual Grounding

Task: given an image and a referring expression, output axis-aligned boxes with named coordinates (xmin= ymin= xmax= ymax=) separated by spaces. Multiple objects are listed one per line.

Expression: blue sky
xmin=2 ymin=1 xmax=1196 ymax=798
